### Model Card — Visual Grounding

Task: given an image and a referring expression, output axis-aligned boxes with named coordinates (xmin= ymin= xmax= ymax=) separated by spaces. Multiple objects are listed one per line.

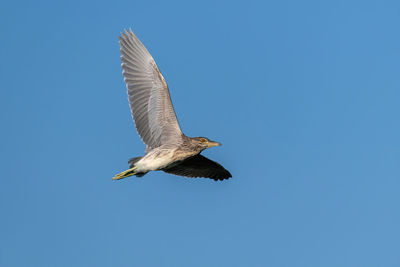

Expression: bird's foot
xmin=112 ymin=166 xmax=138 ymax=180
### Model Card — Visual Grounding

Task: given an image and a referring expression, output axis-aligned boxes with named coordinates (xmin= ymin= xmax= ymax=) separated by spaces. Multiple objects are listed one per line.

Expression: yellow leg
xmin=112 ymin=166 xmax=138 ymax=180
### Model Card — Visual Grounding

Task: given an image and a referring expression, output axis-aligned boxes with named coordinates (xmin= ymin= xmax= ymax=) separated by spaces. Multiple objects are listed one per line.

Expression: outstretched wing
xmin=163 ymin=155 xmax=232 ymax=181
xmin=119 ymin=29 xmax=183 ymax=149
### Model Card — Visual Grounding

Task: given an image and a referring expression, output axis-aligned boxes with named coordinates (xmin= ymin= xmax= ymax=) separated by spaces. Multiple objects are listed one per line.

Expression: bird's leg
xmin=112 ymin=166 xmax=138 ymax=180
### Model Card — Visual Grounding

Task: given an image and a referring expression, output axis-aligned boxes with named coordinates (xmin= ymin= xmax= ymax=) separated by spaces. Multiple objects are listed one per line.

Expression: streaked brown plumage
xmin=113 ymin=29 xmax=231 ymax=181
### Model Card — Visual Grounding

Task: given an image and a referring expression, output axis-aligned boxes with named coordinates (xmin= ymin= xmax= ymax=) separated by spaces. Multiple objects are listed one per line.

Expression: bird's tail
xmin=128 ymin=157 xmax=142 ymax=168
xmin=112 ymin=157 xmax=144 ymax=180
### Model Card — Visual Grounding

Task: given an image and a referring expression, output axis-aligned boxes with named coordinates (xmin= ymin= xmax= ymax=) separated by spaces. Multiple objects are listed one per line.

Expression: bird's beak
xmin=207 ymin=141 xmax=221 ymax=148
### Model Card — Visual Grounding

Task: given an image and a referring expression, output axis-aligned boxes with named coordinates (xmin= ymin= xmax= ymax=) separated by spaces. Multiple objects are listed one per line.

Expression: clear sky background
xmin=1 ymin=0 xmax=399 ymax=266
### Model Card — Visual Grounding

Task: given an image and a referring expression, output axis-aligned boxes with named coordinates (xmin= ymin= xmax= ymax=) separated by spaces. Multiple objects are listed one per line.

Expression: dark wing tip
xmin=212 ymin=170 xmax=232 ymax=181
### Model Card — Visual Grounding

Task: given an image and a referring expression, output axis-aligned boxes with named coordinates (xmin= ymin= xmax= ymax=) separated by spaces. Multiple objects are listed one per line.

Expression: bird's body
xmin=132 ymin=136 xmax=218 ymax=173
xmin=134 ymin=144 xmax=196 ymax=174
xmin=113 ymin=29 xmax=231 ymax=181
xmin=135 ymin=146 xmax=182 ymax=173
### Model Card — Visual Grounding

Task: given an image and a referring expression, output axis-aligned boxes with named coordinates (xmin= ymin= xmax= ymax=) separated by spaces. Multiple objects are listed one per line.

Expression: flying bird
xmin=113 ymin=29 xmax=231 ymax=181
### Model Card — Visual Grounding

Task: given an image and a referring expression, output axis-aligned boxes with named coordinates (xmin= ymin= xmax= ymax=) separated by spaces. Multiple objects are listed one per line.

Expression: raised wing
xmin=163 ymin=155 xmax=232 ymax=181
xmin=119 ymin=29 xmax=183 ymax=149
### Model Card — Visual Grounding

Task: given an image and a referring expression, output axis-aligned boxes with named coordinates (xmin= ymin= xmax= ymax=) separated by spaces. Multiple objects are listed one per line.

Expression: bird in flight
xmin=113 ymin=29 xmax=231 ymax=181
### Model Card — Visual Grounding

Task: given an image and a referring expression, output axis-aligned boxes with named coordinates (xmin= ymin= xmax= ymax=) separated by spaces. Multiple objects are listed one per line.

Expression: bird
xmin=112 ymin=29 xmax=231 ymax=181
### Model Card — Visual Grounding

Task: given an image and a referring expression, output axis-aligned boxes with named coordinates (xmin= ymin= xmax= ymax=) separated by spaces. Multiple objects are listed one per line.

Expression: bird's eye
xmin=200 ymin=138 xmax=207 ymax=143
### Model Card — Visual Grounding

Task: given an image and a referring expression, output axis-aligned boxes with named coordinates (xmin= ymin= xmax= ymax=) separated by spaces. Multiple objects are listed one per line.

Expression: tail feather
xmin=128 ymin=157 xmax=142 ymax=168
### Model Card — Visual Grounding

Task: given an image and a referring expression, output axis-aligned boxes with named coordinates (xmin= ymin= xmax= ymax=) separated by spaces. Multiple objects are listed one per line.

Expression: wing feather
xmin=163 ymin=155 xmax=232 ymax=181
xmin=119 ymin=29 xmax=183 ymax=149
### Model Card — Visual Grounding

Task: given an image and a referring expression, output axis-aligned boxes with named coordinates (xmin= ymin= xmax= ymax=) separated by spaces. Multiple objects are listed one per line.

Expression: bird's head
xmin=192 ymin=137 xmax=221 ymax=150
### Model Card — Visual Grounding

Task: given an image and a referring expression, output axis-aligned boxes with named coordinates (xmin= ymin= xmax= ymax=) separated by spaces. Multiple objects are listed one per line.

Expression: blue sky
xmin=1 ymin=0 xmax=400 ymax=266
